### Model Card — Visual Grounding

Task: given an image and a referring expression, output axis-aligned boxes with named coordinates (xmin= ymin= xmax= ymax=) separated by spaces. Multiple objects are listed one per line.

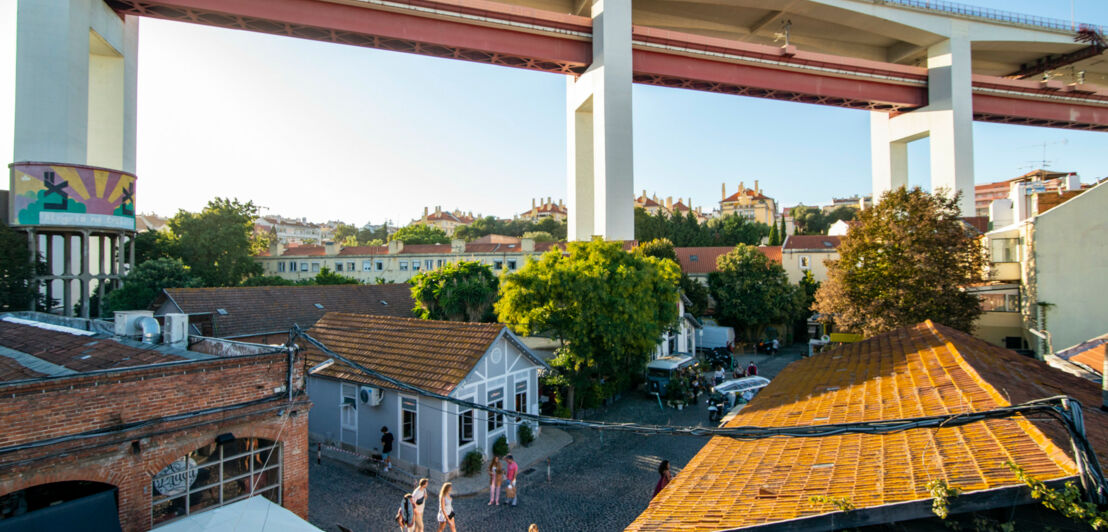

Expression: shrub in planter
xmin=492 ymin=435 xmax=510 ymax=457
xmin=462 ymin=450 xmax=485 ymax=477
xmin=518 ymin=423 xmax=535 ymax=447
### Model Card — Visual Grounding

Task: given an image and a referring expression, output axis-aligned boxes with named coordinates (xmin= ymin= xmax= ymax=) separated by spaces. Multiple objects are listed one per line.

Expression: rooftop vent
xmin=216 ymin=308 xmax=228 ymax=316
xmin=314 ymin=303 xmax=324 ymax=309
xmin=823 ymin=241 xmax=833 ymax=247
xmin=690 ymin=255 xmax=698 ymax=261
xmin=379 ymin=300 xmax=388 ymax=306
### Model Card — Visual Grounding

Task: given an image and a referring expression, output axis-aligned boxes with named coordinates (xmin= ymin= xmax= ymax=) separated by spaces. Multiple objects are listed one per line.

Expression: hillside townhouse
xmin=719 ymin=181 xmax=777 ymax=226
xmin=411 ymin=206 xmax=475 ymax=236
xmin=780 ymin=235 xmax=841 ymax=284
xmin=517 ymin=197 xmax=567 ymax=222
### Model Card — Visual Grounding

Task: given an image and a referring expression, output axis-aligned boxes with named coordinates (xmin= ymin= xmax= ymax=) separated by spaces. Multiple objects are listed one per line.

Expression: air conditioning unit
xmin=359 ymin=386 xmax=383 ymax=407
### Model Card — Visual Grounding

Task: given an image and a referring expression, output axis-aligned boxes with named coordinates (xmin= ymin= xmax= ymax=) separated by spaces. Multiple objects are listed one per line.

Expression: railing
xmin=875 ymin=0 xmax=1105 ymax=35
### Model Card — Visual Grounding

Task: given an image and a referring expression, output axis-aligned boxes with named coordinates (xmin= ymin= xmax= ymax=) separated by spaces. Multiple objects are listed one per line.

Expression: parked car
xmin=645 ymin=355 xmax=697 ymax=397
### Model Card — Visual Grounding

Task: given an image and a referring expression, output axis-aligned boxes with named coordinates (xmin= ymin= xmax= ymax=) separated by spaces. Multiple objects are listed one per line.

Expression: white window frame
xmin=311 ymin=262 xmax=320 ymax=273
xmin=799 ymin=256 xmax=811 ymax=270
xmin=375 ymin=260 xmax=384 ymax=271
xmin=340 ymin=383 xmax=358 ymax=431
xmin=457 ymin=396 xmax=475 ymax=450
xmin=399 ymin=395 xmax=419 ymax=449
xmin=399 ymin=260 xmax=409 ymax=271
xmin=363 ymin=261 xmax=373 ymax=272
xmin=300 ymin=262 xmax=308 ymax=272
xmin=486 ymin=386 xmax=506 ymax=436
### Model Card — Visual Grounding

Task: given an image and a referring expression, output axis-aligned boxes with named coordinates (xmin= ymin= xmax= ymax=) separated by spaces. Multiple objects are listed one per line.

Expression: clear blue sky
xmin=1 ymin=0 xmax=1106 ymax=226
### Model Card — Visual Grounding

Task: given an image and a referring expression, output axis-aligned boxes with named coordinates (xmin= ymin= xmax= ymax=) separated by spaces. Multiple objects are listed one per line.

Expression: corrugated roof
xmin=160 ymin=284 xmax=415 ymax=338
xmin=782 ymin=235 xmax=841 ymax=251
xmin=303 ymin=312 xmax=505 ymax=395
xmin=674 ymin=246 xmax=782 ymax=274
xmin=629 ymin=321 xmax=1108 ymax=531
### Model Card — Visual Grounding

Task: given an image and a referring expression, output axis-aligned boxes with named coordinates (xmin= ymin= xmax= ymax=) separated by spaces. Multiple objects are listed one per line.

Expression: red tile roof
xmin=338 ymin=245 xmax=388 ymax=256
xmin=782 ymin=235 xmax=841 ymax=251
xmin=464 ymin=243 xmax=525 ymax=253
xmin=303 ymin=313 xmax=508 ymax=395
xmin=282 ymin=245 xmax=326 ymax=256
xmin=472 ymin=234 xmax=521 ymax=244
xmin=636 ymin=196 xmax=662 ymax=208
xmin=630 ymin=321 xmax=1108 ymax=531
xmin=399 ymin=244 xmax=452 ymax=254
xmin=674 ymin=246 xmax=782 ymax=274
xmin=0 ymin=319 xmax=184 ymax=381
xmin=722 ymin=188 xmax=770 ymax=202
xmin=1056 ymin=333 xmax=1108 ymax=375
xmin=159 ymin=284 xmax=415 ymax=339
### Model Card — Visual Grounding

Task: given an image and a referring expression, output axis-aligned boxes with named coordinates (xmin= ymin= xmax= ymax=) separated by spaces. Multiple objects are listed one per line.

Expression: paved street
xmin=308 ymin=349 xmax=804 ymax=532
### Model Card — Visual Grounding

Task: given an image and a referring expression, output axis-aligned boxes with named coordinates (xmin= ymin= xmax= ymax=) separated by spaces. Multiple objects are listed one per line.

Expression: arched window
xmin=151 ymin=437 xmax=281 ymax=527
xmin=0 ymin=481 xmax=118 ymax=529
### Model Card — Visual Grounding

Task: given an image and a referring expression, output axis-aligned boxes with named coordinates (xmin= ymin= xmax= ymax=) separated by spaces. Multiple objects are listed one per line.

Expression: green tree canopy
xmin=768 ymin=218 xmax=780 ymax=246
xmin=790 ymin=205 xmax=828 ymax=235
xmin=390 ymin=224 xmax=450 ymax=245
xmin=814 ymin=187 xmax=986 ymax=336
xmin=332 ymin=223 xmax=359 ymax=244
xmin=410 ymin=260 xmax=499 ymax=322
xmin=0 ymin=221 xmax=42 ymax=311
xmin=133 ymin=230 xmax=175 ymax=264
xmin=634 ymin=238 xmax=677 ymax=262
xmin=241 ymin=275 xmax=295 ymax=287
xmin=453 ymin=216 xmax=568 ymax=242
xmin=634 ymin=208 xmax=769 ymax=247
xmin=107 ymin=258 xmax=199 ymax=312
xmin=708 ymin=244 xmax=797 ymax=341
xmin=679 ymin=275 xmax=709 ymax=317
xmin=496 ymin=240 xmax=681 ymax=411
xmin=166 ymin=198 xmax=264 ymax=287
xmin=356 ymin=222 xmax=390 ymax=245
xmin=521 ymin=231 xmax=555 ymax=243
xmin=310 ymin=266 xmax=361 ymax=285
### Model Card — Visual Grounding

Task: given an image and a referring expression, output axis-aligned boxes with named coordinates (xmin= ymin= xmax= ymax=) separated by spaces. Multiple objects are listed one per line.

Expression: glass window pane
xmin=152 ymin=497 xmax=186 ymax=526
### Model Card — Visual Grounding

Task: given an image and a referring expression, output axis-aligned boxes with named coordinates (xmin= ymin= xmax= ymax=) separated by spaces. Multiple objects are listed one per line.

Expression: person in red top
xmin=746 ymin=361 xmax=758 ymax=377
xmin=504 ymin=455 xmax=519 ymax=506
xmin=653 ymin=460 xmax=672 ymax=497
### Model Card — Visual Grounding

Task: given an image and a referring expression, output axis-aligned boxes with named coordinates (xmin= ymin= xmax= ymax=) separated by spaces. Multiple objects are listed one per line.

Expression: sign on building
xmin=9 ymin=162 xmax=137 ymax=231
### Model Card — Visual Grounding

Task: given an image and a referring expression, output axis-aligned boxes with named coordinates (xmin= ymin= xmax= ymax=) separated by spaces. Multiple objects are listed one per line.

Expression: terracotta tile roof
xmin=472 ymin=234 xmax=521 ymax=244
xmin=782 ymin=234 xmax=842 ymax=251
xmin=0 ymin=320 xmax=184 ymax=380
xmin=337 ymin=245 xmax=388 ymax=256
xmin=303 ymin=312 xmax=505 ymax=395
xmin=630 ymin=321 xmax=1108 ymax=531
xmin=399 ymin=244 xmax=452 ymax=254
xmin=1056 ymin=333 xmax=1108 ymax=375
xmin=674 ymin=246 xmax=782 ymax=274
xmin=160 ymin=284 xmax=415 ymax=338
xmin=636 ymin=195 xmax=662 ymax=208
xmin=464 ymin=243 xmax=525 ymax=253
xmin=281 ymin=245 xmax=325 ymax=256
xmin=723 ymin=189 xmax=770 ymax=202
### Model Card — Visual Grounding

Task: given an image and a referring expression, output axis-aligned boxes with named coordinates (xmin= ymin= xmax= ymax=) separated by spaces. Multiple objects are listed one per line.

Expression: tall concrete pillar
xmin=566 ymin=0 xmax=634 ymax=241
xmin=14 ymin=0 xmax=138 ymax=172
xmin=869 ymin=24 xmax=974 ymax=215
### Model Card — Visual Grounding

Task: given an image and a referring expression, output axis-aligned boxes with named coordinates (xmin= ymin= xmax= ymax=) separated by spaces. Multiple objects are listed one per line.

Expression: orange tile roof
xmin=302 ymin=313 xmax=507 ymax=395
xmin=282 ymin=245 xmax=326 ymax=256
xmin=629 ymin=321 xmax=1108 ymax=531
xmin=674 ymin=246 xmax=782 ymax=274
xmin=472 ymin=234 xmax=522 ymax=244
xmin=399 ymin=244 xmax=452 ymax=254
xmin=1057 ymin=333 xmax=1108 ymax=375
xmin=782 ymin=235 xmax=841 ymax=251
xmin=722 ymin=189 xmax=770 ymax=202
xmin=338 ymin=245 xmax=388 ymax=256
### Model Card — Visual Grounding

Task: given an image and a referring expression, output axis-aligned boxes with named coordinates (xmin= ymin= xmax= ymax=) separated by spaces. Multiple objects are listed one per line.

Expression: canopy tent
xmin=154 ymin=497 xmax=323 ymax=532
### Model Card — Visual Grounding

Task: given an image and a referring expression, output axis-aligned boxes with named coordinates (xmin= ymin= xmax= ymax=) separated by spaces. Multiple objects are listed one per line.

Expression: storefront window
xmin=151 ymin=438 xmax=281 ymax=527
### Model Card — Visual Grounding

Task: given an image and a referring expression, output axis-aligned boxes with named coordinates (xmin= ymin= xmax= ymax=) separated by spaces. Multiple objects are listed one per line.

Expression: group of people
xmin=393 ymin=454 xmax=523 ymax=531
xmin=486 ymin=455 xmax=519 ymax=506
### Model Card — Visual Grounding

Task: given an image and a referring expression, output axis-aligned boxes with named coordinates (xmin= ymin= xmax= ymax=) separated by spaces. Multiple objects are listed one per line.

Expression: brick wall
xmin=0 ymin=352 xmax=312 ymax=531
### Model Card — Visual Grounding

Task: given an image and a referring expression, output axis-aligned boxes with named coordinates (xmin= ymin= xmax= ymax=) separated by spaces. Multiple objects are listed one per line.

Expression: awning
xmin=154 ymin=496 xmax=323 ymax=532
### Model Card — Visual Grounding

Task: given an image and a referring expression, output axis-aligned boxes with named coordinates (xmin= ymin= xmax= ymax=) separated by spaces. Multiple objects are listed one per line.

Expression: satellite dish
xmin=821 ymin=335 xmax=831 ymax=343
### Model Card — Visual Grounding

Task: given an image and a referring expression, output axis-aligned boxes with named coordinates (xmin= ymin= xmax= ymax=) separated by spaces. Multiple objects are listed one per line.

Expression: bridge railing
xmin=877 ymin=0 xmax=1105 ymax=35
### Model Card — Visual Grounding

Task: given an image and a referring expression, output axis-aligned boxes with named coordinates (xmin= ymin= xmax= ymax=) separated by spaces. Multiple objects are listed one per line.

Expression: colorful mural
xmin=9 ymin=162 xmax=136 ymax=231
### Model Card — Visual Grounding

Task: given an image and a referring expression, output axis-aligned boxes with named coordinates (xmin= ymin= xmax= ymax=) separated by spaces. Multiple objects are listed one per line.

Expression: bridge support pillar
xmin=14 ymin=0 xmax=138 ymax=172
xmin=871 ymin=27 xmax=974 ymax=215
xmin=566 ymin=0 xmax=634 ymax=242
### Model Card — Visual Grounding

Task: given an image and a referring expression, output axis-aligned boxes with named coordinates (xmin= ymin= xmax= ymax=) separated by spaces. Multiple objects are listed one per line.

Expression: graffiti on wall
xmin=9 ymin=162 xmax=136 ymax=231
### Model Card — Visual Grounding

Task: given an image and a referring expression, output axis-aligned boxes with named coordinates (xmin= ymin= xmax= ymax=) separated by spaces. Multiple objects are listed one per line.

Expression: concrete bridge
xmin=14 ymin=0 xmax=1108 ymax=240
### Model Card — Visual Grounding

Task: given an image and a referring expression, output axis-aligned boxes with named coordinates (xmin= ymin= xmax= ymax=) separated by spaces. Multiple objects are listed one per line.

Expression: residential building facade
xmin=719 ymin=181 xmax=777 ymax=226
xmin=975 ymin=169 xmax=1076 ymax=217
xmin=781 ymin=235 xmax=841 ymax=284
xmin=303 ymin=313 xmax=547 ymax=482
xmin=517 ymin=197 xmax=567 ymax=222
xmin=256 ymin=215 xmax=324 ymax=246
xmin=673 ymin=246 xmax=783 ymax=285
xmin=411 ymin=206 xmax=475 ymax=236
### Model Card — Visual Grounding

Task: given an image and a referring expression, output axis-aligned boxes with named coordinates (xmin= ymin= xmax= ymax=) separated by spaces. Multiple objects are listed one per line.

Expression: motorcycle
xmin=707 ymin=393 xmax=727 ymax=424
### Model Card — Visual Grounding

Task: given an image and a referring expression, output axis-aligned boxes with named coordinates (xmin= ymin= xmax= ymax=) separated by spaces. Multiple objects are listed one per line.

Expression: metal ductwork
xmin=137 ymin=316 xmax=161 ymax=344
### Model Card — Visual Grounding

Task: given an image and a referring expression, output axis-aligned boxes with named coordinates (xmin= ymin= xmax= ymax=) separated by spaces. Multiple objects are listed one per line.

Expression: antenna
xmin=1020 ymin=139 xmax=1068 ymax=170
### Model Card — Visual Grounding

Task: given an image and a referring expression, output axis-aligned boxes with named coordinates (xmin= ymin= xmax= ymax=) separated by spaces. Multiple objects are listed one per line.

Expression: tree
xmin=167 ymin=198 xmax=264 ymax=287
xmin=497 ymin=240 xmax=681 ymax=412
xmin=133 ymin=230 xmax=174 ymax=264
xmin=311 ymin=266 xmax=361 ymax=285
xmin=826 ymin=205 xmax=857 ymax=225
xmin=332 ymin=223 xmax=359 ymax=244
xmin=814 ymin=187 xmax=986 ymax=336
xmin=390 ymin=224 xmax=450 ymax=245
xmin=241 ymin=275 xmax=295 ymax=287
xmin=410 ymin=260 xmax=499 ymax=322
xmin=679 ymin=275 xmax=709 ymax=317
xmin=704 ymin=215 xmax=770 ymax=246
xmin=0 ymin=221 xmax=41 ymax=311
xmin=107 ymin=258 xmax=199 ymax=312
xmin=790 ymin=205 xmax=828 ymax=235
xmin=357 ymin=222 xmax=390 ymax=245
xmin=634 ymin=238 xmax=677 ymax=262
xmin=768 ymin=219 xmax=780 ymax=246
xmin=521 ymin=231 xmax=555 ymax=243
xmin=708 ymin=244 xmax=797 ymax=341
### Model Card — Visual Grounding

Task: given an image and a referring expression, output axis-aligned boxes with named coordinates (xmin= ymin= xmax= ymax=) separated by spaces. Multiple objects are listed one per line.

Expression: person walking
xmin=396 ymin=493 xmax=415 ymax=532
xmin=653 ymin=460 xmax=672 ymax=497
xmin=771 ymin=338 xmax=780 ymax=355
xmin=411 ymin=478 xmax=429 ymax=532
xmin=488 ymin=456 xmax=504 ymax=505
xmin=381 ymin=426 xmax=394 ymax=472
xmin=505 ymin=455 xmax=519 ymax=506
xmin=713 ymin=366 xmax=725 ymax=386
xmin=528 ymin=525 xmax=539 ymax=532
xmin=436 ymin=482 xmax=456 ymax=532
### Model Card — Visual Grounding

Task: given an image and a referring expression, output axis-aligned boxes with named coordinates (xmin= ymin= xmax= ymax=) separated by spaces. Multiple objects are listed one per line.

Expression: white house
xmin=303 ymin=312 xmax=548 ymax=481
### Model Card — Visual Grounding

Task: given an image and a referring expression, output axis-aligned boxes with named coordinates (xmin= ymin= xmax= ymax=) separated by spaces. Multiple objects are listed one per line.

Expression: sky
xmin=1 ymin=0 xmax=1106 ymax=228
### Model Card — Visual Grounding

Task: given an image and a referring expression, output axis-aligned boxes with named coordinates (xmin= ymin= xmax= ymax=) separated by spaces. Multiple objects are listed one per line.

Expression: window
xmin=507 ymin=259 xmax=517 ymax=270
xmin=690 ymin=255 xmax=698 ymax=262
xmin=289 ymin=260 xmax=296 ymax=272
xmin=487 ymin=388 xmax=504 ymax=432
xmin=493 ymin=259 xmax=504 ymax=270
xmin=299 ymin=262 xmax=308 ymax=272
xmin=347 ymin=262 xmax=355 ymax=272
xmin=151 ymin=437 xmax=281 ymax=527
xmin=340 ymin=383 xmax=357 ymax=429
xmin=458 ymin=401 xmax=474 ymax=446
xmin=979 ymin=292 xmax=1020 ymax=312
xmin=990 ymin=238 xmax=1019 ymax=263
xmin=277 ymin=262 xmax=286 ymax=273
xmin=412 ymin=261 xmax=421 ymax=271
xmin=375 ymin=260 xmax=384 ymax=271
xmin=799 ymin=256 xmax=811 ymax=270
xmin=425 ymin=259 xmax=434 ymax=270
xmin=436 ymin=259 xmax=444 ymax=268
xmin=311 ymin=262 xmax=320 ymax=273
xmin=401 ymin=397 xmax=417 ymax=445
xmin=335 ymin=262 xmax=343 ymax=272
xmin=399 ymin=260 xmax=409 ymax=271
xmin=514 ymin=380 xmax=528 ymax=415
xmin=363 ymin=261 xmax=373 ymax=272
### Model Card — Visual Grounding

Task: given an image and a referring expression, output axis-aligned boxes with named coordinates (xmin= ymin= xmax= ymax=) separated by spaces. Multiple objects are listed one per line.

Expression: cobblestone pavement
xmin=308 ymin=349 xmax=804 ymax=532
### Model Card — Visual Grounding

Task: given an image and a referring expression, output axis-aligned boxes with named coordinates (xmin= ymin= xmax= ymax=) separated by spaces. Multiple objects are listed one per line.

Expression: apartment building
xmin=719 ymin=181 xmax=777 ymax=226
xmin=410 ymin=206 xmax=475 ymax=236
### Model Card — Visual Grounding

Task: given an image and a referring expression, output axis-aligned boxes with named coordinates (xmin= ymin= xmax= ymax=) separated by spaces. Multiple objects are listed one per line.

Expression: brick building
xmin=0 ymin=312 xmax=311 ymax=531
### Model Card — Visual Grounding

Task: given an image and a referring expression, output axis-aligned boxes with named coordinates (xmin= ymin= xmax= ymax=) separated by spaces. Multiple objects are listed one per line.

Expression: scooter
xmin=707 ymin=393 xmax=727 ymax=423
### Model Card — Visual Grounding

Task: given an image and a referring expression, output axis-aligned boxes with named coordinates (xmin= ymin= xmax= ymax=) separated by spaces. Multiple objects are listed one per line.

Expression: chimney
xmin=521 ymin=238 xmax=535 ymax=252
xmin=324 ymin=241 xmax=337 ymax=255
xmin=163 ymin=313 xmax=189 ymax=348
xmin=559 ymin=199 xmax=563 ymax=207
xmin=532 ymin=198 xmax=536 ymax=209
xmin=666 ymin=197 xmax=673 ymax=210
xmin=722 ymin=182 xmax=727 ymax=201
xmin=755 ymin=180 xmax=760 ymax=194
xmin=739 ymin=181 xmax=745 ymax=193
xmin=451 ymin=238 xmax=465 ymax=253
xmin=435 ymin=205 xmax=441 ymax=214
xmin=1065 ymin=173 xmax=1080 ymax=191
xmin=388 ymin=239 xmax=403 ymax=254
xmin=642 ymin=189 xmax=646 ymax=198
xmin=688 ymin=197 xmax=692 ymax=209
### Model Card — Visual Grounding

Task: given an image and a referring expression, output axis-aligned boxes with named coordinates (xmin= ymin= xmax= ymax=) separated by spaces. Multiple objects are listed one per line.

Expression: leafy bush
xmin=461 ymin=450 xmax=484 ymax=477
xmin=518 ymin=423 xmax=535 ymax=447
xmin=552 ymin=406 xmax=572 ymax=419
xmin=492 ymin=435 xmax=510 ymax=457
